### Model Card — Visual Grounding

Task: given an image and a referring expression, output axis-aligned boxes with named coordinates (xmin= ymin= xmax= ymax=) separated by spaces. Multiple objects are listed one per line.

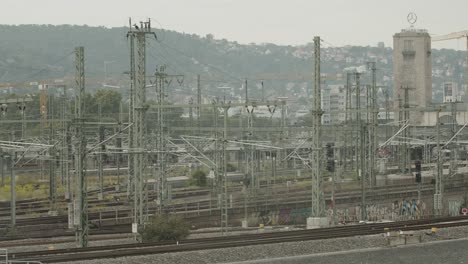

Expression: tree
xmin=145 ymin=100 xmax=184 ymax=133
xmin=94 ymin=90 xmax=122 ymax=114
xmin=227 ymin=163 xmax=237 ymax=172
xmin=140 ymin=214 xmax=189 ymax=242
xmin=191 ymin=169 xmax=207 ymax=187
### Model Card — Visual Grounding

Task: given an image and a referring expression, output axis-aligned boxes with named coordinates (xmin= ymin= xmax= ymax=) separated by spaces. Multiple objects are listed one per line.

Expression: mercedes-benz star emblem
xmin=407 ymin=12 xmax=417 ymax=25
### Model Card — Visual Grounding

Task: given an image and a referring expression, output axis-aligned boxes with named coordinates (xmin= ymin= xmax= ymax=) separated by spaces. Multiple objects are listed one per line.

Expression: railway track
xmin=0 ymin=187 xmax=210 ymax=215
xmin=0 ymin=234 xmax=131 ymax=248
xmin=1 ymin=170 xmax=466 ymax=221
xmin=3 ymin=162 xmax=464 ymax=214
xmin=7 ymin=216 xmax=468 ymax=263
xmin=2 ymin=179 xmax=468 ymax=237
xmin=0 ymin=188 xmax=211 ymax=224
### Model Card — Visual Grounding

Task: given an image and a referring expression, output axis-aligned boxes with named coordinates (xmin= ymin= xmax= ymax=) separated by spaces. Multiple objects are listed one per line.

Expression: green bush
xmin=227 ymin=163 xmax=237 ymax=172
xmin=191 ymin=169 xmax=207 ymax=187
xmin=140 ymin=214 xmax=190 ymax=242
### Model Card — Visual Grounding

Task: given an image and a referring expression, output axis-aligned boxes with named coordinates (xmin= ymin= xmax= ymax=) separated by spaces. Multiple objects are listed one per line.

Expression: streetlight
xmin=103 ymin=61 xmax=115 ymax=84
xmin=217 ymin=86 xmax=231 ymax=102
xmin=5 ymin=155 xmax=15 ymax=228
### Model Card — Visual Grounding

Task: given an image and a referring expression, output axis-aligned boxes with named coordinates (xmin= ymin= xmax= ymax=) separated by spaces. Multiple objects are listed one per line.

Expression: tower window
xmin=404 ymin=40 xmax=414 ymax=51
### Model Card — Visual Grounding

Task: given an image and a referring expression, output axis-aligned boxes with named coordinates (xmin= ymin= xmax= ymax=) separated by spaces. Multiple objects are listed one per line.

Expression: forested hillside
xmin=0 ymin=25 xmax=465 ymax=103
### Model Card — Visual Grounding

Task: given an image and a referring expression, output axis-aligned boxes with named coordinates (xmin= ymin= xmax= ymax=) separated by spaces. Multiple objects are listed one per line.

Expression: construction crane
xmin=0 ymin=81 xmax=39 ymax=88
xmin=432 ymin=30 xmax=468 ymax=94
xmin=0 ymin=79 xmax=66 ymax=127
xmin=252 ymin=73 xmax=343 ymax=82
xmin=38 ymin=81 xmax=67 ymax=130
xmin=0 ymin=79 xmax=64 ymax=88
xmin=432 ymin=30 xmax=468 ymax=43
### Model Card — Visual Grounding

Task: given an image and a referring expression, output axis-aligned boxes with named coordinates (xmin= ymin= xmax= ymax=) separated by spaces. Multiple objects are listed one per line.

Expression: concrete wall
xmin=246 ymin=199 xmax=429 ymax=226
xmin=420 ymin=111 xmax=468 ymax=126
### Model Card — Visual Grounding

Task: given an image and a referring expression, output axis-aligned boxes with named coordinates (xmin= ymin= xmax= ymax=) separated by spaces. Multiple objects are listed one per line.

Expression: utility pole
xmin=189 ymin=97 xmax=194 ymax=135
xmin=60 ymin=86 xmax=71 ymax=200
xmin=343 ymin=72 xmax=352 ymax=170
xmin=360 ymin=117 xmax=368 ymax=221
xmin=48 ymin=139 xmax=57 ymax=215
xmin=384 ymin=88 xmax=390 ymax=142
xmin=354 ymin=72 xmax=367 ymax=221
xmin=48 ymin=93 xmax=57 ymax=215
xmin=245 ymin=79 xmax=248 ymax=103
xmin=354 ymin=72 xmax=362 ymax=182
xmin=127 ymin=19 xmax=136 ymax=199
xmin=74 ymin=46 xmax=87 ymax=248
xmin=309 ymin=36 xmax=326 ymax=226
xmin=156 ymin=66 xmax=167 ymax=213
xmin=449 ymin=101 xmax=459 ymax=176
xmin=345 ymin=73 xmax=353 ymax=123
xmin=154 ymin=66 xmax=184 ymax=212
xmin=267 ymin=102 xmax=277 ymax=140
xmin=8 ymin=155 xmax=15 ymax=229
xmin=261 ymin=81 xmax=265 ymax=102
xmin=116 ymin=101 xmax=123 ymax=189
xmin=220 ymin=102 xmax=230 ymax=235
xmin=196 ymin=75 xmax=202 ymax=137
xmin=134 ymin=25 xmax=146 ymax=232
xmin=245 ymin=103 xmax=255 ymax=190
xmin=403 ymin=86 xmax=411 ymax=172
xmin=384 ymin=87 xmax=394 ymax=166
xmin=400 ymin=86 xmax=414 ymax=173
xmin=435 ymin=108 xmax=443 ymax=216
xmin=0 ymin=152 xmax=3 ymax=188
xmin=197 ymin=74 xmax=201 ymax=119
xmin=18 ymin=98 xmax=26 ymax=139
xmin=331 ymin=143 xmax=334 ymax=226
xmin=367 ymin=62 xmax=377 ymax=187
xmin=128 ymin=19 xmax=156 ymax=236
xmin=279 ymin=98 xmax=287 ymax=169
xmin=212 ymin=99 xmax=220 ymax=192
xmin=397 ymin=94 xmax=403 ymax=167
xmin=97 ymin=103 xmax=104 ymax=200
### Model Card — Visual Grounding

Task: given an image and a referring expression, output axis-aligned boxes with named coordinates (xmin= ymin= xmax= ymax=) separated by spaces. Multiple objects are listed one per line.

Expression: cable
xmin=148 ymin=40 xmax=191 ymax=76
xmin=157 ymin=40 xmax=243 ymax=82
xmin=148 ymin=38 xmax=246 ymax=90
xmin=24 ymin=51 xmax=74 ymax=80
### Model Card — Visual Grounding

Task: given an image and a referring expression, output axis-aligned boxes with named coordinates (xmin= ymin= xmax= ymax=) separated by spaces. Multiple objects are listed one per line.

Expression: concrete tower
xmin=393 ymin=27 xmax=432 ymax=124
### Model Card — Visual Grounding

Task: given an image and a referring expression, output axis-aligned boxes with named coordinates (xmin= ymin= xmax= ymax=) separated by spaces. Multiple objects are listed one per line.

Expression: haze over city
xmin=2 ymin=0 xmax=466 ymax=49
xmin=2 ymin=1 xmax=468 ymax=264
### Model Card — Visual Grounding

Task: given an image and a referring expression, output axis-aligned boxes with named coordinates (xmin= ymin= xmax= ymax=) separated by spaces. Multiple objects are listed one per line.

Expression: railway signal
xmin=326 ymin=143 xmax=335 ymax=172
xmin=415 ymin=160 xmax=422 ymax=183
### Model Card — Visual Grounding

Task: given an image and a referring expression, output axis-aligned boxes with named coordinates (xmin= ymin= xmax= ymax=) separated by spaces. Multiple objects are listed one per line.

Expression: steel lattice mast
xmin=368 ymin=62 xmax=377 ymax=187
xmin=74 ymin=46 xmax=87 ymax=248
xmin=156 ymin=67 xmax=167 ymax=212
xmin=127 ymin=23 xmax=135 ymax=199
xmin=311 ymin=36 xmax=325 ymax=217
xmin=220 ymin=103 xmax=230 ymax=234
xmin=127 ymin=20 xmax=156 ymax=236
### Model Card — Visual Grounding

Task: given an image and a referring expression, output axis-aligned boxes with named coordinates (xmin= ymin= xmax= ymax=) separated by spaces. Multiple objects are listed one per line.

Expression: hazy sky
xmin=2 ymin=0 xmax=467 ymax=49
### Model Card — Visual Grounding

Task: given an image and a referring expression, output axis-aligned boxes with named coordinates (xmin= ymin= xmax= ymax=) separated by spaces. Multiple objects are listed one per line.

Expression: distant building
xmin=393 ymin=27 xmax=432 ymax=124
xmin=321 ymin=84 xmax=346 ymax=124
xmin=443 ymin=82 xmax=460 ymax=103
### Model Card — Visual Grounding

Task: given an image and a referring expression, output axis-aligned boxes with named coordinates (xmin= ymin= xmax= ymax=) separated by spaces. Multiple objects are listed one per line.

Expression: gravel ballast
xmin=54 ymin=225 xmax=468 ymax=264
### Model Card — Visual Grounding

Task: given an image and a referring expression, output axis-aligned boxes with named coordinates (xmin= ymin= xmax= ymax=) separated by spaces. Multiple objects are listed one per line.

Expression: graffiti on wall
xmin=449 ymin=200 xmax=462 ymax=216
xmin=250 ymin=198 xmax=427 ymax=226
xmin=256 ymin=208 xmax=312 ymax=226
xmin=393 ymin=199 xmax=425 ymax=219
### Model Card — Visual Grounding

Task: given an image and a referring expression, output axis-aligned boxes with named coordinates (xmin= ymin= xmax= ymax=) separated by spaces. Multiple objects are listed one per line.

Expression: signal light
xmin=326 ymin=159 xmax=335 ymax=172
xmin=415 ymin=160 xmax=421 ymax=172
xmin=415 ymin=172 xmax=422 ymax=183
